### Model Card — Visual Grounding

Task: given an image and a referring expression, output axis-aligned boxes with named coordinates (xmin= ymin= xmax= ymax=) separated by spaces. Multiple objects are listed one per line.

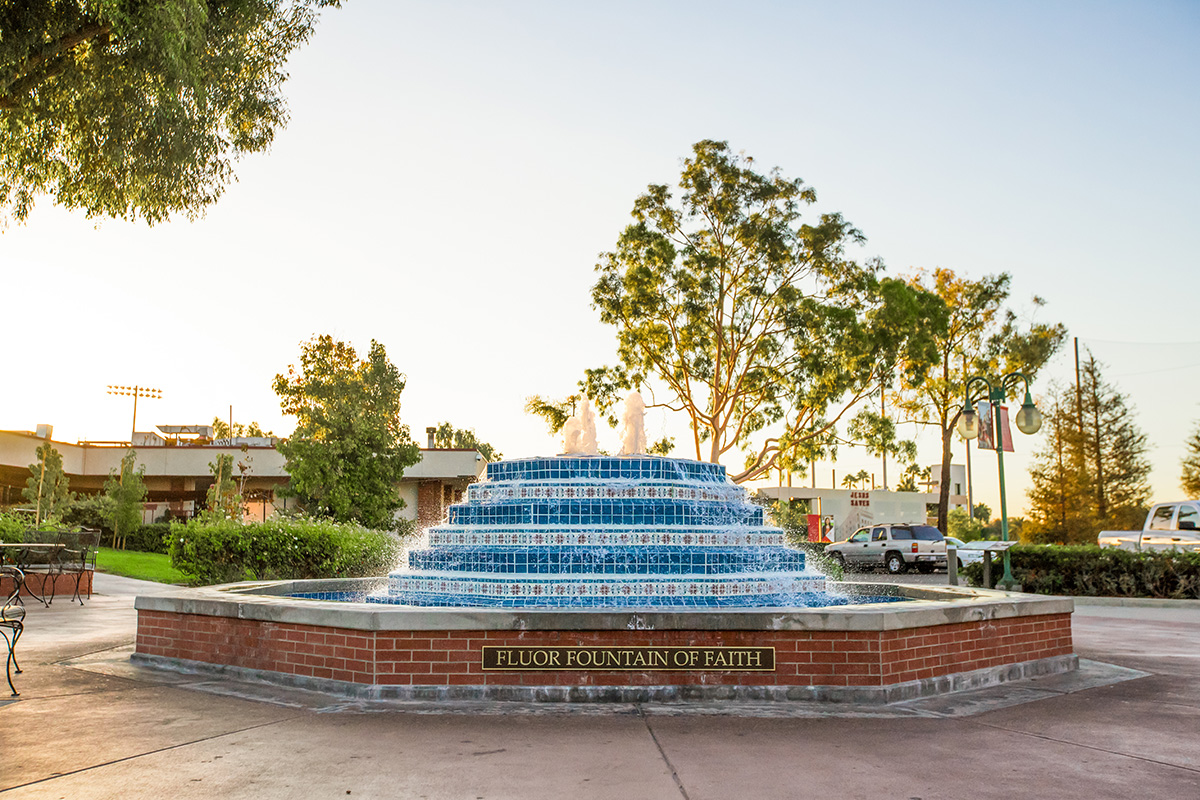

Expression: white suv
xmin=825 ymin=523 xmax=947 ymax=574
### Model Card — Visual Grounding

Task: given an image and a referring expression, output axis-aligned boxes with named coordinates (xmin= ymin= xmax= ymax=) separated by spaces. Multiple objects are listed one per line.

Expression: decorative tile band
xmin=486 ymin=456 xmax=729 ymax=484
xmin=467 ymin=481 xmax=747 ymax=504
xmin=424 ymin=527 xmax=788 ymax=548
xmin=446 ymin=499 xmax=764 ymax=527
xmin=406 ymin=545 xmax=807 ymax=575
xmin=388 ymin=572 xmax=826 ymax=603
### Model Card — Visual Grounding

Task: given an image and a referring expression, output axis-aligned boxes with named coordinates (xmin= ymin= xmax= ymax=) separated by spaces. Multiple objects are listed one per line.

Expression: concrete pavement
xmin=2 ymin=574 xmax=1198 ymax=799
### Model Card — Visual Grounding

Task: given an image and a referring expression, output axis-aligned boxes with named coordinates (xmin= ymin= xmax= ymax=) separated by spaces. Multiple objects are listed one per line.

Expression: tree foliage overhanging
xmin=0 ymin=0 xmax=342 ymax=225
xmin=273 ymin=335 xmax=420 ymax=531
xmin=590 ymin=139 xmax=948 ymax=483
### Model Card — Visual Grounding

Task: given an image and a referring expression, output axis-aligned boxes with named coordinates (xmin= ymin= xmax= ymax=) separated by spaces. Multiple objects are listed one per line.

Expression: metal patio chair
xmin=53 ymin=529 xmax=101 ymax=605
xmin=1 ymin=566 xmax=26 ymax=696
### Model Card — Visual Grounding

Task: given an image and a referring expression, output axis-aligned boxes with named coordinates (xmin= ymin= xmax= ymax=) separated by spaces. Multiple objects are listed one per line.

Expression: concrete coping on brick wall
xmin=133 ymin=580 xmax=1074 ymax=633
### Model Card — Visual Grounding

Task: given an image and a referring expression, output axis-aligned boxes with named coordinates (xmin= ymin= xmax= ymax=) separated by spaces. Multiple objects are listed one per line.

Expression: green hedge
xmin=168 ymin=516 xmax=410 ymax=586
xmin=962 ymin=545 xmax=1200 ymax=599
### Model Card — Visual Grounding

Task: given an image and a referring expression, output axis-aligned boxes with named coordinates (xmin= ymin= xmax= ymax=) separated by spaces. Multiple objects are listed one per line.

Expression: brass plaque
xmin=481 ymin=646 xmax=775 ymax=671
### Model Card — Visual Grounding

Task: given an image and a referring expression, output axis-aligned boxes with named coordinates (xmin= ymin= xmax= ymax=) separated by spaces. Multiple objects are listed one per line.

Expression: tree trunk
xmin=937 ymin=426 xmax=953 ymax=534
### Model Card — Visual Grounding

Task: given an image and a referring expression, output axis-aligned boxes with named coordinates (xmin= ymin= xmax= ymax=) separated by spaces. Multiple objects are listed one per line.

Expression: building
xmin=0 ymin=425 xmax=486 ymax=526
xmin=756 ymin=487 xmax=931 ymax=541
xmin=758 ymin=465 xmax=969 ymax=541
xmin=925 ymin=463 xmax=969 ymax=503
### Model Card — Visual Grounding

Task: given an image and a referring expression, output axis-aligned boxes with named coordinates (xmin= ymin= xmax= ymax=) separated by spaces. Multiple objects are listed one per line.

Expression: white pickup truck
xmin=1097 ymin=501 xmax=1200 ymax=552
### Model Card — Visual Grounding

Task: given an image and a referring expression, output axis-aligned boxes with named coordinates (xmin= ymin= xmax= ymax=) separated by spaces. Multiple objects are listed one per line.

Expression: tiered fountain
xmin=389 ymin=455 xmax=829 ymax=608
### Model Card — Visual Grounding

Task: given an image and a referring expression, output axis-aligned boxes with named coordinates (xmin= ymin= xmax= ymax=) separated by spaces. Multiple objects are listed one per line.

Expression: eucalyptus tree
xmin=0 ymin=1 xmax=342 ymax=224
xmin=890 ymin=269 xmax=1065 ymax=534
xmin=591 ymin=140 xmax=946 ymax=483
xmin=273 ymin=335 xmax=420 ymax=530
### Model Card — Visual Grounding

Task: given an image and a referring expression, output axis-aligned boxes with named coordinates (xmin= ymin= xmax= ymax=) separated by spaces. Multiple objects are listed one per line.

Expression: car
xmin=943 ymin=536 xmax=984 ymax=570
xmin=825 ymin=523 xmax=947 ymax=574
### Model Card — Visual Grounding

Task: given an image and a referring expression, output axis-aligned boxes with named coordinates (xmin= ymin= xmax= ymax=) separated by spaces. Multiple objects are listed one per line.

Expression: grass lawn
xmin=96 ymin=547 xmax=189 ymax=584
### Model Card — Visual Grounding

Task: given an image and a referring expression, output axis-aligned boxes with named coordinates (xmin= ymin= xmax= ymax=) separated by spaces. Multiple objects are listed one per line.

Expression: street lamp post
xmin=956 ymin=373 xmax=1042 ymax=590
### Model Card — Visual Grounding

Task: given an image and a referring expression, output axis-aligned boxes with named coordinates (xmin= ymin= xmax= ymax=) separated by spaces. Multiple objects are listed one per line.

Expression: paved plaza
xmin=2 ymin=574 xmax=1197 ymax=799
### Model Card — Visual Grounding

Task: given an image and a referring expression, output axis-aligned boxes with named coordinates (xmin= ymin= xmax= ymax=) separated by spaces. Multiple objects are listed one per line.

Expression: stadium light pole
xmin=106 ymin=385 xmax=163 ymax=444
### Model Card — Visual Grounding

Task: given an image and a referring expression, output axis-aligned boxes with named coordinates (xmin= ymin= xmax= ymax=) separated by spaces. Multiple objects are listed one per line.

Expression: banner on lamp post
xmin=975 ymin=402 xmax=1015 ymax=452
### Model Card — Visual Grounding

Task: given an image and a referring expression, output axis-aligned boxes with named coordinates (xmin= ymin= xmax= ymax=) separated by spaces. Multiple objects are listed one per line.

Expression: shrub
xmin=0 ymin=511 xmax=26 ymax=543
xmin=168 ymin=516 xmax=411 ymax=586
xmin=961 ymin=545 xmax=1200 ymax=599
xmin=60 ymin=495 xmax=113 ymax=537
xmin=125 ymin=522 xmax=172 ymax=554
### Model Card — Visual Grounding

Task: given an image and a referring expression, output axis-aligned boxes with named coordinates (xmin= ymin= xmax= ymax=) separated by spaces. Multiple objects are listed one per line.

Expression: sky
xmin=2 ymin=0 xmax=1198 ymax=516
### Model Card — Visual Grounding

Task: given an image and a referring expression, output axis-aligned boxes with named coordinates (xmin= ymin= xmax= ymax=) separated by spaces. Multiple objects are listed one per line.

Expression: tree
xmin=1181 ymin=421 xmax=1200 ymax=497
xmin=23 ymin=442 xmax=72 ymax=523
xmin=273 ymin=335 xmax=420 ymax=530
xmin=946 ymin=507 xmax=984 ymax=542
xmin=0 ymin=1 xmax=342 ymax=225
xmin=891 ymin=269 xmax=1066 ymax=534
xmin=1025 ymin=393 xmax=1094 ymax=543
xmin=647 ymin=436 xmax=675 ymax=456
xmin=102 ymin=450 xmax=147 ymax=548
xmin=1025 ymin=356 xmax=1152 ymax=543
xmin=431 ymin=422 xmax=502 ymax=462
xmin=894 ymin=463 xmax=922 ymax=493
xmin=840 ymin=469 xmax=870 ymax=490
xmin=524 ymin=394 xmax=579 ymax=435
xmin=590 ymin=140 xmax=946 ymax=483
xmin=1076 ymin=354 xmax=1152 ymax=530
xmin=211 ymin=417 xmax=272 ymax=440
xmin=204 ymin=453 xmax=242 ymax=521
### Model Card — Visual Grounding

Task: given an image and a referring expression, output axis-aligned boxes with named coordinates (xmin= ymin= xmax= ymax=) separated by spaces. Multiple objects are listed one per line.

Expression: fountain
xmin=388 ymin=454 xmax=832 ymax=608
xmin=132 ymin=394 xmax=1076 ymax=703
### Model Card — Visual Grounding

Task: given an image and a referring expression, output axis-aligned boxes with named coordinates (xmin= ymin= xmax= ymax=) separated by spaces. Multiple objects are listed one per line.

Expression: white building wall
xmin=757 ymin=487 xmax=935 ymax=542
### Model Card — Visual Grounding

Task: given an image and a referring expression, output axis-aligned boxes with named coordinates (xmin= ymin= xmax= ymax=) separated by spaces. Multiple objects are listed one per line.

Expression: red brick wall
xmin=417 ymin=482 xmax=443 ymax=528
xmin=136 ymin=610 xmax=1073 ymax=688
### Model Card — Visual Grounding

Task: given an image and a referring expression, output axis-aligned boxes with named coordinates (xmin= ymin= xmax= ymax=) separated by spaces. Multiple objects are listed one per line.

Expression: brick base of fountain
xmin=133 ymin=580 xmax=1075 ymax=703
